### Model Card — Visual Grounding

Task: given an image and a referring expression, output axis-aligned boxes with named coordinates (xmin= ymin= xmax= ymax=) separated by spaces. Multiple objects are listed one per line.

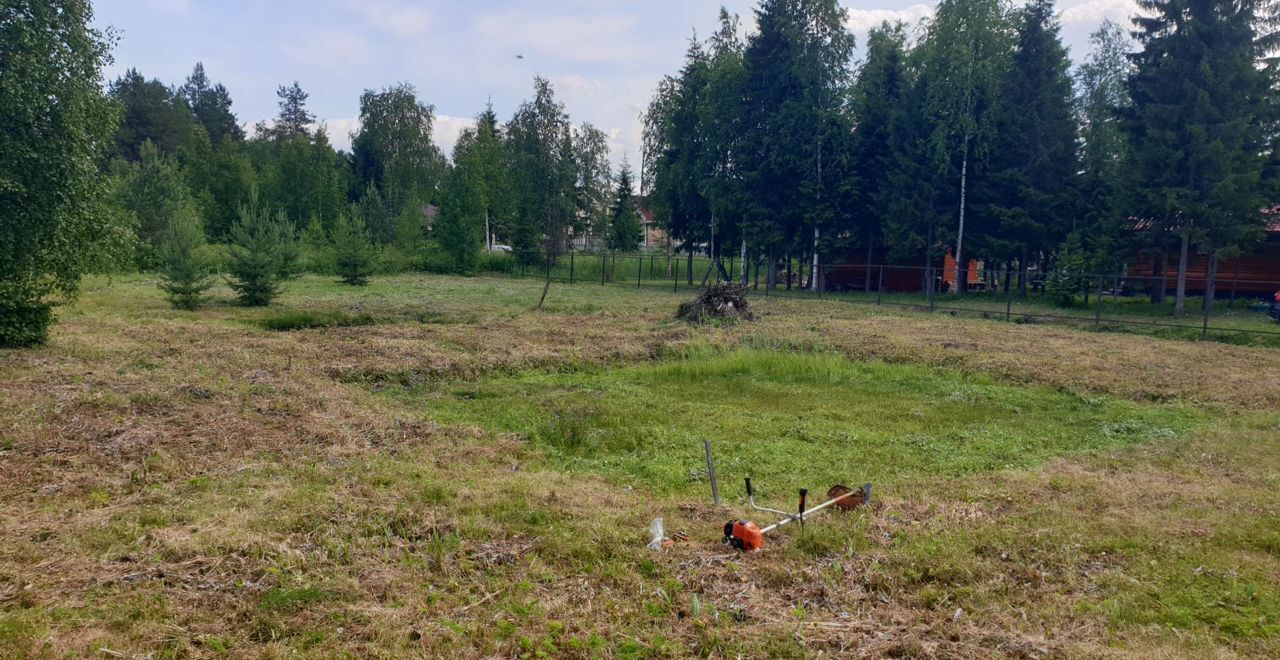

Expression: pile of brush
xmin=676 ymin=282 xmax=754 ymax=324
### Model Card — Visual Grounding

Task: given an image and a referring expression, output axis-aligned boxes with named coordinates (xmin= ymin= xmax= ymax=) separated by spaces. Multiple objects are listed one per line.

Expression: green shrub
xmin=478 ymin=251 xmax=517 ymax=274
xmin=0 ymin=301 xmax=53 ymax=348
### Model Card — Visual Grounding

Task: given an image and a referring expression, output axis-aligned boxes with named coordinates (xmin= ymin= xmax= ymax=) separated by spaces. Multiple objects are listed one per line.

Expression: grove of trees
xmin=5 ymin=0 xmax=1279 ymax=345
xmin=644 ymin=0 xmax=1280 ymax=311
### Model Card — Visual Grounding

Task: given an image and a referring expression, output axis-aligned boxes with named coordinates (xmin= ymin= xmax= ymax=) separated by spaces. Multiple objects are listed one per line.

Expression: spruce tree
xmin=329 ymin=208 xmax=376 ymax=286
xmin=739 ymin=0 xmax=856 ymax=290
xmin=608 ymin=164 xmax=643 ymax=252
xmin=1126 ymin=0 xmax=1277 ymax=316
xmin=980 ymin=0 xmax=1080 ymax=281
xmin=1075 ymin=20 xmax=1134 ymax=274
xmin=181 ymin=63 xmax=244 ymax=146
xmin=157 ymin=204 xmax=215 ymax=310
xmin=226 ymin=191 xmax=299 ymax=306
xmin=850 ymin=22 xmax=909 ymax=285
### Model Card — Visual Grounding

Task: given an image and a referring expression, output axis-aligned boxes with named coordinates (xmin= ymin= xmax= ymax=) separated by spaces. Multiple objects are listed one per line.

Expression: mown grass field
xmin=2 ymin=273 xmax=1279 ymax=658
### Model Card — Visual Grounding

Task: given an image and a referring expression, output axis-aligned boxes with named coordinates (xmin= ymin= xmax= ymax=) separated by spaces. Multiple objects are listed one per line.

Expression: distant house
xmin=1126 ymin=218 xmax=1280 ymax=296
xmin=634 ymin=197 xmax=669 ymax=249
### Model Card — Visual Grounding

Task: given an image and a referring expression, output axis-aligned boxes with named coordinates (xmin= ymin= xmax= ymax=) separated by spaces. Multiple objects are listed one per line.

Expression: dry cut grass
xmin=0 ymin=274 xmax=1277 ymax=658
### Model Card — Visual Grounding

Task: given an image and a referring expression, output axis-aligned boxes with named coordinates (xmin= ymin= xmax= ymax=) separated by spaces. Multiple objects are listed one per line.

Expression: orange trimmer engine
xmin=723 ymin=520 xmax=764 ymax=552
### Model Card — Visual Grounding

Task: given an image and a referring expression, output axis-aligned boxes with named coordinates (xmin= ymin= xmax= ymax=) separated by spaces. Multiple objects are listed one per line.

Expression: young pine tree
xmin=157 ymin=203 xmax=215 ymax=310
xmin=226 ymin=192 xmax=299 ymax=306
xmin=330 ymin=208 xmax=376 ymax=286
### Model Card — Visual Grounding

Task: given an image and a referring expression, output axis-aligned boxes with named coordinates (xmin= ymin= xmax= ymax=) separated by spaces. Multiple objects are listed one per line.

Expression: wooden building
xmin=1126 ymin=220 xmax=1280 ymax=296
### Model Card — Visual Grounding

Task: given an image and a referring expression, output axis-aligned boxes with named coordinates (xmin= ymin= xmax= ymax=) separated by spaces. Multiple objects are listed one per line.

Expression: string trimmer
xmin=724 ymin=477 xmax=872 ymax=552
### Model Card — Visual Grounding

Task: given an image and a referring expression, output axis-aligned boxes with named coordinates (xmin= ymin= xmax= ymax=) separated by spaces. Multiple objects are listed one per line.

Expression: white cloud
xmin=434 ymin=114 xmax=476 ymax=157
xmin=1060 ymin=0 xmax=1135 ymax=26
xmin=846 ymin=4 xmax=935 ymax=34
xmin=320 ymin=118 xmax=361 ymax=152
xmin=551 ymin=74 xmax=652 ymax=167
xmin=344 ymin=0 xmax=431 ymax=38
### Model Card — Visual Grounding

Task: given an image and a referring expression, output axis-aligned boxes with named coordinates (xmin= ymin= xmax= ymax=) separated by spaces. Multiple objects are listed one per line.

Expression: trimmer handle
xmin=745 ymin=477 xmax=753 ymax=498
xmin=799 ymin=488 xmax=808 ymax=526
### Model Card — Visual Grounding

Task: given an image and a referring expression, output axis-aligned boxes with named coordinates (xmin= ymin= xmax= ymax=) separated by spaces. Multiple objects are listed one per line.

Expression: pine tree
xmin=264 ymin=81 xmax=314 ymax=141
xmin=608 ymin=163 xmax=643 ymax=252
xmin=300 ymin=214 xmax=333 ymax=273
xmin=255 ymin=126 xmax=345 ymax=231
xmin=329 ymin=208 xmax=376 ymax=286
xmin=109 ymin=68 xmax=198 ymax=160
xmin=157 ymin=204 xmax=215 ymax=309
xmin=226 ymin=191 xmax=299 ymax=306
xmin=117 ymin=140 xmax=195 ymax=267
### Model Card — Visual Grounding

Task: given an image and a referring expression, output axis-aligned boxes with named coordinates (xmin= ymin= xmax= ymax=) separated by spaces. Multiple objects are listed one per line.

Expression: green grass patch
xmin=251 ymin=309 xmax=380 ymax=331
xmin=384 ymin=348 xmax=1199 ymax=494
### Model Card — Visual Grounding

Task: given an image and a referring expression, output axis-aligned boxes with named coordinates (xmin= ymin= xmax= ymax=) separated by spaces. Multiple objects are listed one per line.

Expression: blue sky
xmin=94 ymin=0 xmax=1136 ymax=166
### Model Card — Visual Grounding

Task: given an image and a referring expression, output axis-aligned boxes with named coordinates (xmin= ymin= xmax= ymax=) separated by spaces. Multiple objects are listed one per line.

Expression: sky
xmin=94 ymin=0 xmax=1138 ymax=167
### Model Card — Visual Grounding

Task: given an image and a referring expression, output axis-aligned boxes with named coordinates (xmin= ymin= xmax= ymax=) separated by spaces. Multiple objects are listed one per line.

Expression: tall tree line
xmin=644 ymin=0 xmax=1280 ymax=307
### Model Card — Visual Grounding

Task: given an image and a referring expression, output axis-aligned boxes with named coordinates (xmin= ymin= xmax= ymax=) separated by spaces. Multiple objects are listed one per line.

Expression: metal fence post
xmin=703 ymin=439 xmax=720 ymax=506
xmin=673 ymin=257 xmax=679 ymax=293
xmin=1094 ymin=274 xmax=1104 ymax=330
xmin=928 ymin=267 xmax=936 ymax=313
xmin=601 ymin=254 xmax=607 ymax=286
xmin=569 ymin=252 xmax=575 ymax=284
xmin=1004 ymin=269 xmax=1013 ymax=322
xmin=637 ymin=256 xmax=642 ymax=289
xmin=1202 ymin=297 xmax=1211 ymax=340
xmin=877 ymin=265 xmax=885 ymax=306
